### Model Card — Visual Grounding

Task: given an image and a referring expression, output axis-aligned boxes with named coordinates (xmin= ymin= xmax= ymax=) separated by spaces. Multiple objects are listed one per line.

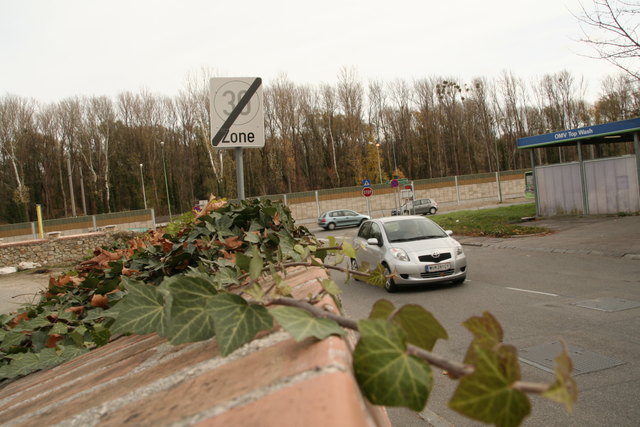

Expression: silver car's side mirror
xmin=445 ymin=230 xmax=453 ymax=236
xmin=366 ymin=237 xmax=380 ymax=246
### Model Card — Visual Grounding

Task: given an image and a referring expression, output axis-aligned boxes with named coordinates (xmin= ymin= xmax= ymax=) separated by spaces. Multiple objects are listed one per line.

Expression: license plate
xmin=426 ymin=263 xmax=451 ymax=272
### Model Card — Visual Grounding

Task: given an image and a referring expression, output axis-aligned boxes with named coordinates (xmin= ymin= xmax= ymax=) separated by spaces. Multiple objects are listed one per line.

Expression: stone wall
xmin=0 ymin=232 xmax=134 ymax=268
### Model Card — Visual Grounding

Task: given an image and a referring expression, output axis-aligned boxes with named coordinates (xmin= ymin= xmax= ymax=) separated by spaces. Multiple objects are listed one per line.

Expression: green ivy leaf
xmin=368 ymin=300 xmax=447 ymax=351
xmin=353 ymin=319 xmax=432 ymax=411
xmin=235 ymin=252 xmax=251 ymax=272
xmin=0 ymin=331 xmax=27 ymax=350
xmin=50 ymin=322 xmax=69 ymax=335
xmin=542 ymin=340 xmax=577 ymax=412
xmin=244 ymin=231 xmax=261 ymax=243
xmin=209 ymin=294 xmax=273 ymax=356
xmin=321 ymin=279 xmax=342 ymax=296
xmin=462 ymin=311 xmax=504 ymax=364
xmin=14 ymin=315 xmax=51 ymax=331
xmin=249 ymin=246 xmax=264 ymax=280
xmin=91 ymin=324 xmax=111 ymax=346
xmin=363 ymin=264 xmax=387 ymax=288
xmin=271 ymin=306 xmax=345 ymax=341
xmin=110 ymin=278 xmax=167 ymax=336
xmin=341 ymin=241 xmax=357 ymax=259
xmin=0 ymin=346 xmax=88 ymax=379
xmin=449 ymin=345 xmax=530 ymax=427
xmin=163 ymin=273 xmax=218 ymax=344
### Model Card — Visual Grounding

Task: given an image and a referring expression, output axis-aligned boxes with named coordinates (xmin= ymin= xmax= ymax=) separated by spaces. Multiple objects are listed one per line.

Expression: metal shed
xmin=517 ymin=117 xmax=640 ymax=217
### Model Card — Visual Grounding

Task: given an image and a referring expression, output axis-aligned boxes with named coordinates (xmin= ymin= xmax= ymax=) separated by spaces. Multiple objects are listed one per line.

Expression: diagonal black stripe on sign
xmin=212 ymin=77 xmax=262 ymax=147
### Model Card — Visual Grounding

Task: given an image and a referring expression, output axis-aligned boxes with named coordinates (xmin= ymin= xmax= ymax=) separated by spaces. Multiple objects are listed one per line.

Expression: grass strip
xmin=431 ymin=203 xmax=548 ymax=237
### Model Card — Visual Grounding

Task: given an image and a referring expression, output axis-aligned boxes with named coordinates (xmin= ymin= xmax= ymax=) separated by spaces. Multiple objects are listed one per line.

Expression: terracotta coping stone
xmin=0 ymin=266 xmax=391 ymax=427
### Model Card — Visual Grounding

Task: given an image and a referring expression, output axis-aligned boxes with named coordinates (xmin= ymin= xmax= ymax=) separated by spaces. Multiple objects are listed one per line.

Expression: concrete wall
xmin=288 ymin=174 xmax=525 ymax=223
xmin=0 ymin=209 xmax=155 ymax=244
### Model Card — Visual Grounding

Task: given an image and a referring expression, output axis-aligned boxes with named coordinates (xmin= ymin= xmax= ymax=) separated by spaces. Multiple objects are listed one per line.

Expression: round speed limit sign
xmin=210 ymin=77 xmax=265 ymax=149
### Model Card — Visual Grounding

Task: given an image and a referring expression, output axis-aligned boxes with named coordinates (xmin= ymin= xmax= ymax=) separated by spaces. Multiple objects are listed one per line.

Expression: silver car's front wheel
xmin=383 ymin=266 xmax=399 ymax=293
xmin=350 ymin=258 xmax=361 ymax=281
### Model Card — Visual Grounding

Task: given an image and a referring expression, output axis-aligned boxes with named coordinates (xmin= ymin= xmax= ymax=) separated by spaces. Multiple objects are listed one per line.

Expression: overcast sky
xmin=0 ymin=0 xmax=623 ymax=104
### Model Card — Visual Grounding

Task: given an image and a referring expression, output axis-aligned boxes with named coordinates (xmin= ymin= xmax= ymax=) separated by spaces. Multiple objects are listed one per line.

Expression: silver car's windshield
xmin=383 ymin=219 xmax=447 ymax=243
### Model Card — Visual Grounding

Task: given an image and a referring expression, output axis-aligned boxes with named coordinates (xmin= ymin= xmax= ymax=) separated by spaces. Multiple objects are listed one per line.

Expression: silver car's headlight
xmin=390 ymin=248 xmax=410 ymax=262
xmin=455 ymin=244 xmax=463 ymax=256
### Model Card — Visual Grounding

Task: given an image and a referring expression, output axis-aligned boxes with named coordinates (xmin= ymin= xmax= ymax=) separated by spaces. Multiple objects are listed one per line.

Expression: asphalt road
xmin=316 ymin=215 xmax=640 ymax=426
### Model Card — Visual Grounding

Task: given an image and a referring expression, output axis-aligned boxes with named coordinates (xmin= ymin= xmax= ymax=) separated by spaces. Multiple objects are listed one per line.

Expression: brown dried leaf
xmin=8 ymin=312 xmax=29 ymax=328
xmin=90 ymin=294 xmax=109 ymax=308
xmin=223 ymin=236 xmax=243 ymax=250
xmin=46 ymin=334 xmax=63 ymax=348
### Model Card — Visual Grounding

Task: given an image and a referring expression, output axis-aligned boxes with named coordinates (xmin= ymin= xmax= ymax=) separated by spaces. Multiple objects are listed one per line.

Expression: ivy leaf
xmin=0 ymin=331 xmax=27 ymax=350
xmin=91 ymin=324 xmax=111 ymax=346
xmin=163 ymin=273 xmax=218 ymax=344
xmin=321 ymin=279 xmax=342 ymax=296
xmin=449 ymin=345 xmax=530 ymax=427
xmin=235 ymin=252 xmax=251 ymax=272
xmin=249 ymin=246 xmax=264 ymax=279
xmin=368 ymin=300 xmax=447 ymax=351
xmin=209 ymin=294 xmax=273 ymax=356
xmin=110 ymin=278 xmax=167 ymax=336
xmin=341 ymin=241 xmax=357 ymax=259
xmin=244 ymin=231 xmax=261 ymax=243
xmin=0 ymin=346 xmax=88 ymax=379
xmin=353 ymin=319 xmax=432 ymax=411
xmin=462 ymin=311 xmax=504 ymax=364
xmin=542 ymin=340 xmax=577 ymax=412
xmin=271 ymin=306 xmax=345 ymax=341
xmin=363 ymin=264 xmax=387 ymax=288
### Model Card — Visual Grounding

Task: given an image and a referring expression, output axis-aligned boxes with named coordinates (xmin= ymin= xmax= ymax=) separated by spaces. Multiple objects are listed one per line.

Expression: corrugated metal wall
xmin=536 ymin=155 xmax=640 ymax=216
xmin=586 ymin=155 xmax=640 ymax=214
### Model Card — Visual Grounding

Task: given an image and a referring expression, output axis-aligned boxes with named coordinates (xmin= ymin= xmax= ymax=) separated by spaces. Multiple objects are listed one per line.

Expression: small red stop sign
xmin=362 ymin=187 xmax=373 ymax=197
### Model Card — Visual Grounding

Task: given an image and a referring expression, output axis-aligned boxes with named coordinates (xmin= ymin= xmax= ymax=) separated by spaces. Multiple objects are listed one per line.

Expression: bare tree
xmin=0 ymin=95 xmax=37 ymax=220
xmin=575 ymin=0 xmax=640 ymax=79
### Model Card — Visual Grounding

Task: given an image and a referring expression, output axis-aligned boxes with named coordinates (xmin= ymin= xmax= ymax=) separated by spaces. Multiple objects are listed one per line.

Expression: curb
xmin=460 ymin=241 xmax=640 ymax=260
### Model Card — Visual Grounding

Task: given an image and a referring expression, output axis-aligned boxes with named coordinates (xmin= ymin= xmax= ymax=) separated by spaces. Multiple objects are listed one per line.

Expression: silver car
xmin=351 ymin=216 xmax=467 ymax=292
xmin=317 ymin=209 xmax=370 ymax=230
xmin=391 ymin=198 xmax=438 ymax=216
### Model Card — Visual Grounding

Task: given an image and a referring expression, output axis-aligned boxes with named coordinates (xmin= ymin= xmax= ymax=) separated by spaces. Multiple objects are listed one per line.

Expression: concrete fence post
xmin=31 ymin=222 xmax=36 ymax=240
xmin=315 ymin=191 xmax=320 ymax=217
xmin=92 ymin=215 xmax=97 ymax=231
xmin=455 ymin=176 xmax=460 ymax=205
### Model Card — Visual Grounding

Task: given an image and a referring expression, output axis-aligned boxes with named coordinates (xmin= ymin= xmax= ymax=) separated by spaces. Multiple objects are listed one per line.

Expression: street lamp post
xmin=160 ymin=141 xmax=172 ymax=219
xmin=494 ymin=136 xmax=503 ymax=203
xmin=375 ymin=143 xmax=383 ymax=184
xmin=139 ymin=163 xmax=147 ymax=209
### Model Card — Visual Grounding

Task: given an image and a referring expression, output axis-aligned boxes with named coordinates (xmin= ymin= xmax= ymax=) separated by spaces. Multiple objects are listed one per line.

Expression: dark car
xmin=391 ymin=198 xmax=438 ymax=216
xmin=317 ymin=209 xmax=370 ymax=230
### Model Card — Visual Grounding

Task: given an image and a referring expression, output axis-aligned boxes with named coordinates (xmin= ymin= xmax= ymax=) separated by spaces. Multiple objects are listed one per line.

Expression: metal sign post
xmin=362 ymin=183 xmax=373 ymax=217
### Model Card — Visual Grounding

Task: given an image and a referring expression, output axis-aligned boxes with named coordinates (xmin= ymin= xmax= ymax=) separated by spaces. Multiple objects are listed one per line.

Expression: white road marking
xmin=505 ymin=287 xmax=558 ymax=297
